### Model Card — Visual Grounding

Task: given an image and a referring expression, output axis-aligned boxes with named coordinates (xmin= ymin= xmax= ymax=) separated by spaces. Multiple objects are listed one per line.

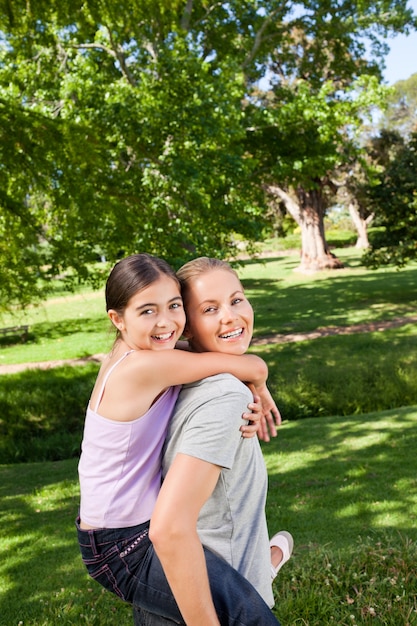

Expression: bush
xmin=0 ymin=365 xmax=97 ymax=463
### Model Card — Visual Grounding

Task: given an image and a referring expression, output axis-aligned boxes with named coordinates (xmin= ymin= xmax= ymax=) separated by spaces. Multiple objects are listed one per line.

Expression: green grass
xmin=2 ymin=323 xmax=417 ymax=463
xmin=239 ymin=247 xmax=417 ymax=338
xmin=0 ymin=365 xmax=98 ymax=463
xmin=256 ymin=324 xmax=417 ymax=419
xmin=2 ymin=247 xmax=417 ymax=366
xmin=1 ymin=245 xmax=417 ymax=624
xmin=1 ymin=407 xmax=416 ymax=625
xmin=0 ymin=291 xmax=111 ymax=365
xmin=1 ymin=247 xmax=417 ymax=463
xmin=264 ymin=405 xmax=417 ymax=625
xmin=0 ymin=458 xmax=133 ymax=626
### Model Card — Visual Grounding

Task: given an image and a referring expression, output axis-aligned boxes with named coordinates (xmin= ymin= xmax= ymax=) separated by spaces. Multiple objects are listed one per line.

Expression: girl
xmin=77 ymin=253 xmax=282 ymax=625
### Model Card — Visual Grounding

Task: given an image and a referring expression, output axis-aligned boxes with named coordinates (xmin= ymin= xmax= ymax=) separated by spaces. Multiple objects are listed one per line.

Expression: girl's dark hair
xmin=105 ymin=253 xmax=179 ymax=314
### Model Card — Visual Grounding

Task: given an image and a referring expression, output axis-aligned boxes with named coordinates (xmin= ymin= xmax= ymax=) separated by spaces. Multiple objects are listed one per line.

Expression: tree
xmin=380 ymin=72 xmax=417 ymax=137
xmin=0 ymin=1 xmax=416 ymax=308
xmin=243 ymin=1 xmax=416 ymax=271
xmin=363 ymin=129 xmax=417 ymax=267
xmin=0 ymin=1 xmax=266 ymax=309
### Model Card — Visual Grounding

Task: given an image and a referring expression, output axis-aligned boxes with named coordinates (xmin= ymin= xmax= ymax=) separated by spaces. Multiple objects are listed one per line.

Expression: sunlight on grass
xmin=335 ymin=499 xmax=411 ymax=525
xmin=2 ymin=247 xmax=417 ymax=367
xmin=1 ymin=407 xmax=417 ymax=624
xmin=263 ymin=406 xmax=417 ymax=553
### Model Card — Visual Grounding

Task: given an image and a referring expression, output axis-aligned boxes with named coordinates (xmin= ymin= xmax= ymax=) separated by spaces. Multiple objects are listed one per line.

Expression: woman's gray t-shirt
xmin=161 ymin=373 xmax=274 ymax=608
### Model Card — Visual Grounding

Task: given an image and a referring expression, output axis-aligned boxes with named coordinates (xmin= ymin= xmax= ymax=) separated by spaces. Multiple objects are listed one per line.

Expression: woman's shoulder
xmin=184 ymin=373 xmax=251 ymax=395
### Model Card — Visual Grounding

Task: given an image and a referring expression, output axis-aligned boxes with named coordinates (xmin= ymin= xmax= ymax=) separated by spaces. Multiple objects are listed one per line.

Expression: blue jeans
xmin=76 ymin=517 xmax=281 ymax=626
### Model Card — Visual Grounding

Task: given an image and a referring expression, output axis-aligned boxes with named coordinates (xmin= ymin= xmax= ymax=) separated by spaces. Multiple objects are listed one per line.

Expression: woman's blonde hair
xmin=176 ymin=257 xmax=240 ymax=307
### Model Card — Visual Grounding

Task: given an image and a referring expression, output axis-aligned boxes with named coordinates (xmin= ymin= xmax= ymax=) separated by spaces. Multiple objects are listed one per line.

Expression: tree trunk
xmin=266 ymin=184 xmax=344 ymax=271
xmin=348 ymin=201 xmax=373 ymax=249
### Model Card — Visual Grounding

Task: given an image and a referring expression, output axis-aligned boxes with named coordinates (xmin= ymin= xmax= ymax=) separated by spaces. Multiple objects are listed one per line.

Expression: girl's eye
xmin=141 ymin=308 xmax=155 ymax=316
xmin=170 ymin=302 xmax=182 ymax=310
xmin=231 ymin=298 xmax=243 ymax=305
xmin=203 ymin=306 xmax=217 ymax=314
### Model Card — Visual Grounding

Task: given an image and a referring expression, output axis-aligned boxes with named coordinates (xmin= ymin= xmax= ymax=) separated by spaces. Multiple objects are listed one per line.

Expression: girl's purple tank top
xmin=78 ymin=351 xmax=181 ymax=528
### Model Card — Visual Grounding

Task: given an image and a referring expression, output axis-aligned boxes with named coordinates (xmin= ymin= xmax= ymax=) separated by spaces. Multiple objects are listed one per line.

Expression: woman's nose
xmin=220 ymin=305 xmax=235 ymax=323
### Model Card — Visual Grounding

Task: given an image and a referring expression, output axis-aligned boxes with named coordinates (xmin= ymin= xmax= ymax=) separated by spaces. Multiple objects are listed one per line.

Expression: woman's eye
xmin=203 ymin=306 xmax=216 ymax=313
xmin=231 ymin=298 xmax=242 ymax=305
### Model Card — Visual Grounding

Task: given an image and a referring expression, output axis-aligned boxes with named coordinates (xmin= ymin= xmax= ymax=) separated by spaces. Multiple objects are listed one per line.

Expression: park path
xmin=1 ymin=314 xmax=416 ymax=375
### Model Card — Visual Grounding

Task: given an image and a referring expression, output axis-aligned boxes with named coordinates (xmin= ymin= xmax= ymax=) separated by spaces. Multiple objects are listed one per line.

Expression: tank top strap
xmin=93 ymin=350 xmax=135 ymax=413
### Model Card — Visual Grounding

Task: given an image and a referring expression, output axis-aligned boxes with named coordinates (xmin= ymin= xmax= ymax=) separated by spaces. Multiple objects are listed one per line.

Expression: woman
xmin=76 ymin=253 xmax=284 ymax=626
xmin=139 ymin=257 xmax=293 ymax=625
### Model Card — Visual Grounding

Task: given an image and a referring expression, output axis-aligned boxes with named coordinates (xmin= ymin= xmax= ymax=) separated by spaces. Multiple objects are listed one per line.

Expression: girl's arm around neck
xmin=136 ymin=349 xmax=268 ymax=389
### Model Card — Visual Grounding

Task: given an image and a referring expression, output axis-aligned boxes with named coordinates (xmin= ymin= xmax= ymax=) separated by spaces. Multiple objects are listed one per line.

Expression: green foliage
xmin=250 ymin=76 xmax=390 ymax=188
xmin=381 ymin=71 xmax=417 ymax=137
xmin=0 ymin=1 xmax=267 ymax=311
xmin=363 ymin=130 xmax=417 ymax=267
xmin=1 ymin=1 xmax=416 ymax=308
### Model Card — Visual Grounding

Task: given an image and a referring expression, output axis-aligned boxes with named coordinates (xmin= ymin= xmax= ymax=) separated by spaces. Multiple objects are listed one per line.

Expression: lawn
xmin=1 ymin=406 xmax=416 ymax=625
xmin=1 ymin=246 xmax=417 ymax=625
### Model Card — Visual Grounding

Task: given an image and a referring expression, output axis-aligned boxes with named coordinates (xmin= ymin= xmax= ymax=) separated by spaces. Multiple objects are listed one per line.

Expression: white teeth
xmin=220 ymin=329 xmax=243 ymax=339
xmin=153 ymin=332 xmax=173 ymax=340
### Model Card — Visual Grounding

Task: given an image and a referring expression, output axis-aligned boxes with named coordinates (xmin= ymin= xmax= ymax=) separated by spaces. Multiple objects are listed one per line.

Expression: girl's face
xmin=183 ymin=269 xmax=254 ymax=355
xmin=109 ymin=275 xmax=186 ymax=351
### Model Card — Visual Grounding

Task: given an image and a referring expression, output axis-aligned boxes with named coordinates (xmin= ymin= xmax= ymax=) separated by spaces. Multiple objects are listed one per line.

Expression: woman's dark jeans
xmin=76 ymin=517 xmax=281 ymax=626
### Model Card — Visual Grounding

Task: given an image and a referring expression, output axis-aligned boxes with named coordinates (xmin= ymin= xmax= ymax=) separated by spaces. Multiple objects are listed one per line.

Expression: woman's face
xmin=109 ymin=275 xmax=186 ymax=351
xmin=184 ymin=269 xmax=254 ymax=355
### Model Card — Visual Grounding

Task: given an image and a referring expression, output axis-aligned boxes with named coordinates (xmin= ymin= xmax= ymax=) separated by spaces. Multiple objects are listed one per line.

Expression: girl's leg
xmin=77 ymin=520 xmax=280 ymax=626
xmin=76 ymin=519 xmax=183 ymax=623
xmin=133 ymin=607 xmax=177 ymax=625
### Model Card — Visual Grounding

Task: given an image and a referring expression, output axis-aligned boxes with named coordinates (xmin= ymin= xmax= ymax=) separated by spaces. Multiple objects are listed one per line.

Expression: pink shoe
xmin=270 ymin=530 xmax=294 ymax=579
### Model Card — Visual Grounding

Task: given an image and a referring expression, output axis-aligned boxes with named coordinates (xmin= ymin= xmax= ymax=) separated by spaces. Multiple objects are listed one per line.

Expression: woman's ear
xmin=108 ymin=309 xmax=124 ymax=331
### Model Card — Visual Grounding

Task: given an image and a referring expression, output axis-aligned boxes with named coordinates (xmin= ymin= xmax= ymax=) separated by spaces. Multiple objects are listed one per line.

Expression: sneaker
xmin=269 ymin=530 xmax=294 ymax=579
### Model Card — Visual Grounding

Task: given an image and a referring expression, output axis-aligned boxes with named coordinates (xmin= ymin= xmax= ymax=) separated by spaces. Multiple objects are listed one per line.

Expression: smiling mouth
xmin=152 ymin=331 xmax=175 ymax=341
xmin=219 ymin=328 xmax=244 ymax=340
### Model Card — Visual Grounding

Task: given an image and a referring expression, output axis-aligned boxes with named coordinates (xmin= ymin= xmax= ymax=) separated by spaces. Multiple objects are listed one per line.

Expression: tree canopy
xmin=380 ymin=72 xmax=417 ymax=137
xmin=363 ymin=129 xmax=417 ymax=267
xmin=1 ymin=0 xmax=416 ymax=309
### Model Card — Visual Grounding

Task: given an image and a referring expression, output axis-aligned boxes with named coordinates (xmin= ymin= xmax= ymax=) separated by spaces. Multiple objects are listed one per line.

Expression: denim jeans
xmin=76 ymin=517 xmax=281 ymax=626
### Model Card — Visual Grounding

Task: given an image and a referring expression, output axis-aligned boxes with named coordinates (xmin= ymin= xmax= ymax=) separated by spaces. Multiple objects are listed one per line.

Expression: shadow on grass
xmin=239 ymin=257 xmax=417 ymax=337
xmin=1 ymin=407 xmax=416 ymax=624
xmin=0 ymin=459 xmax=131 ymax=625
xmin=20 ymin=316 xmax=106 ymax=344
xmin=258 ymin=326 xmax=417 ymax=419
xmin=263 ymin=406 xmax=417 ymax=556
xmin=0 ymin=365 xmax=98 ymax=463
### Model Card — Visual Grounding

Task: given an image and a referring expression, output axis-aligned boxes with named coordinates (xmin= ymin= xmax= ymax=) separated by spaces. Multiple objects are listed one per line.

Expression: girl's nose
xmin=155 ymin=315 xmax=168 ymax=327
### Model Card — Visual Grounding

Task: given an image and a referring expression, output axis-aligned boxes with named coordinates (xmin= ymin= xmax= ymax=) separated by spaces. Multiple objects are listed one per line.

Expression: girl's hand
xmin=252 ymin=383 xmax=282 ymax=442
xmin=240 ymin=395 xmax=263 ymax=438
